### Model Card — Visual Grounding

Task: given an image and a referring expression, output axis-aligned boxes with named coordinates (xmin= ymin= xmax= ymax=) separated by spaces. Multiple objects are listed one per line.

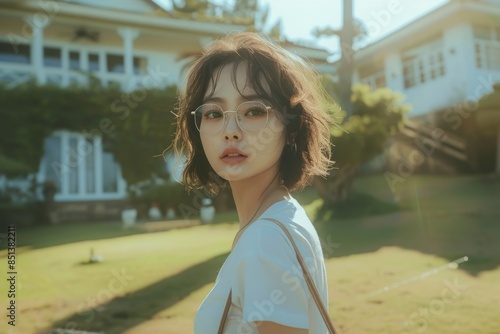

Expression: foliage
xmin=316 ymin=84 xmax=410 ymax=204
xmin=315 ymin=191 xmax=400 ymax=221
xmin=170 ymin=0 xmax=269 ymax=32
xmin=0 ymin=80 xmax=178 ymax=185
xmin=0 ymin=153 xmax=32 ymax=177
xmin=332 ymin=85 xmax=409 ymax=164
xmin=476 ymin=83 xmax=500 ymax=135
xmin=134 ymin=181 xmax=194 ymax=216
xmin=104 ymin=85 xmax=178 ymax=184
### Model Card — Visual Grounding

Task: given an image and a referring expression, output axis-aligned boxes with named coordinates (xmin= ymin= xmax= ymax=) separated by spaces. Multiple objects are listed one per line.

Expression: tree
xmin=476 ymin=83 xmax=500 ymax=173
xmin=315 ymin=84 xmax=410 ymax=205
xmin=313 ymin=0 xmax=356 ymax=117
xmin=0 ymin=81 xmax=178 ymax=187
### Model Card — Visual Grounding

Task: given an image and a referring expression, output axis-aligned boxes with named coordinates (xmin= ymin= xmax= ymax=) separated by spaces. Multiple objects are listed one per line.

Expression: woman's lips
xmin=221 ymin=153 xmax=247 ymax=166
xmin=220 ymin=148 xmax=248 ymax=166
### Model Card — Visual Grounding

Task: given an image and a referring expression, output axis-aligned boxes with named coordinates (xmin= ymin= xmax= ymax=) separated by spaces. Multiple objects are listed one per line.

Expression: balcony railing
xmin=0 ymin=63 xmax=150 ymax=91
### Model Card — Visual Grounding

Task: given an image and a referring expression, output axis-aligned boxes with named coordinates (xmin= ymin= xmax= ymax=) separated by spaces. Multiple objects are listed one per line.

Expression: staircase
xmin=387 ymin=119 xmax=472 ymax=174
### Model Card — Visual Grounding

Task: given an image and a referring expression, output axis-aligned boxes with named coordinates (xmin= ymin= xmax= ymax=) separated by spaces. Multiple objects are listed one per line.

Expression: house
xmin=0 ymin=0 xmax=331 ymax=222
xmin=350 ymin=0 xmax=500 ymax=174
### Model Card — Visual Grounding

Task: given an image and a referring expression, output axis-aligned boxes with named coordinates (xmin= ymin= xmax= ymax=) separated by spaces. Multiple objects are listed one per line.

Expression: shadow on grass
xmin=2 ymin=221 xmax=209 ymax=251
xmin=4 ymin=222 xmax=149 ymax=250
xmin=315 ymin=191 xmax=403 ymax=221
xmin=43 ymin=252 xmax=230 ymax=334
xmin=313 ymin=174 xmax=500 ymax=276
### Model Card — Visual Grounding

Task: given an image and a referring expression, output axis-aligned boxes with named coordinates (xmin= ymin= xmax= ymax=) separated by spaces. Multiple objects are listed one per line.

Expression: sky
xmin=262 ymin=0 xmax=449 ymax=53
xmin=157 ymin=0 xmax=450 ymax=54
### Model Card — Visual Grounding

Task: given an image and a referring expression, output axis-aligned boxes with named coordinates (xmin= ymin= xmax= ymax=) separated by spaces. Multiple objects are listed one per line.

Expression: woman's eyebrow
xmin=202 ymin=96 xmax=224 ymax=104
xmin=202 ymin=95 xmax=266 ymax=104
xmin=240 ymin=94 xmax=261 ymax=100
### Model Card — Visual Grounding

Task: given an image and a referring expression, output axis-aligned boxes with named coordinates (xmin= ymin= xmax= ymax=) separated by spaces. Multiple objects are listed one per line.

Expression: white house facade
xmin=352 ymin=0 xmax=500 ymax=119
xmin=0 ymin=0 xmax=331 ymax=217
xmin=349 ymin=0 xmax=500 ymax=174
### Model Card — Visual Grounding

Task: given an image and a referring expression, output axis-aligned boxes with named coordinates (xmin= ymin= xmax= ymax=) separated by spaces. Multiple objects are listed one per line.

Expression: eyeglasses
xmin=191 ymin=101 xmax=272 ymax=135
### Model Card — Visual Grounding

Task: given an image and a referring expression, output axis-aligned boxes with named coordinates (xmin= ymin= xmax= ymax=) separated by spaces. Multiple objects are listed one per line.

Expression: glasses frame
xmin=190 ymin=101 xmax=273 ymax=135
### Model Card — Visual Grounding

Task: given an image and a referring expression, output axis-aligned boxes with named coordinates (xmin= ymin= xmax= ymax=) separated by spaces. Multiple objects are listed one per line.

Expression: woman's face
xmin=199 ymin=63 xmax=285 ymax=182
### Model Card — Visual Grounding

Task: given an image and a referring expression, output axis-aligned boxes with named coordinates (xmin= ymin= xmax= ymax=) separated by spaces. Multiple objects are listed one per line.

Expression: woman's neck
xmin=230 ymin=173 xmax=289 ymax=230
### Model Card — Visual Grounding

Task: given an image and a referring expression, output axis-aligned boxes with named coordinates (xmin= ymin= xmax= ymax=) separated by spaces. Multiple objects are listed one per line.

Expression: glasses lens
xmin=195 ymin=104 xmax=224 ymax=134
xmin=237 ymin=102 xmax=269 ymax=132
xmin=193 ymin=102 xmax=270 ymax=134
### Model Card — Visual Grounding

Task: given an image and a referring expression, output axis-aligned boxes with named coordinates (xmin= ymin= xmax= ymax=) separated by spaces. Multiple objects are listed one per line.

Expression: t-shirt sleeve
xmin=231 ymin=223 xmax=310 ymax=329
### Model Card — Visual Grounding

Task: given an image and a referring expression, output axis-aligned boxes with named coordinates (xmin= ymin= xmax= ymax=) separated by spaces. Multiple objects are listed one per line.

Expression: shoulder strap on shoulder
xmin=218 ymin=218 xmax=340 ymax=334
xmin=262 ymin=218 xmax=340 ymax=334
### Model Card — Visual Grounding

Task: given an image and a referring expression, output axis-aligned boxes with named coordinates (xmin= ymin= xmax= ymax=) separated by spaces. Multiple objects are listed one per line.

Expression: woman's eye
xmin=245 ymin=108 xmax=266 ymax=117
xmin=204 ymin=110 xmax=223 ymax=119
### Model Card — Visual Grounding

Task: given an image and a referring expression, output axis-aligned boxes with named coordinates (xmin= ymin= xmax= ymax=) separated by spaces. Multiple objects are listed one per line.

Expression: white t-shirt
xmin=194 ymin=197 xmax=329 ymax=334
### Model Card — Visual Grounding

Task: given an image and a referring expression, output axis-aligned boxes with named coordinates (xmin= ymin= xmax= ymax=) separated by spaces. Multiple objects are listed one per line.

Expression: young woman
xmin=174 ymin=32 xmax=334 ymax=334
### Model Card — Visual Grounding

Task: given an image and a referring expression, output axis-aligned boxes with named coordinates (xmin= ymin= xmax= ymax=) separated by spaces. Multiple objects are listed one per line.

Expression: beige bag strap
xmin=218 ymin=218 xmax=339 ymax=334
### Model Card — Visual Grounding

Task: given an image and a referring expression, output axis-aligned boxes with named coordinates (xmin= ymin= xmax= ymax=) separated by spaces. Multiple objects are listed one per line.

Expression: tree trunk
xmin=338 ymin=0 xmax=354 ymax=117
xmin=315 ymin=163 xmax=359 ymax=207
xmin=496 ymin=125 xmax=500 ymax=174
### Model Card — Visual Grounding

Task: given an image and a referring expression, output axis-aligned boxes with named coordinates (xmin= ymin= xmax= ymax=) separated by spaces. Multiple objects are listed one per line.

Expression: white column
xmin=99 ymin=49 xmax=106 ymax=86
xmin=61 ymin=46 xmax=70 ymax=87
xmin=28 ymin=17 xmax=50 ymax=85
xmin=80 ymin=49 xmax=89 ymax=86
xmin=117 ymin=28 xmax=140 ymax=91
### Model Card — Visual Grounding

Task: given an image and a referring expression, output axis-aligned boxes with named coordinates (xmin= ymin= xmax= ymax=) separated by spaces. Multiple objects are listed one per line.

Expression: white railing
xmin=0 ymin=63 xmax=149 ymax=91
xmin=0 ymin=64 xmax=33 ymax=88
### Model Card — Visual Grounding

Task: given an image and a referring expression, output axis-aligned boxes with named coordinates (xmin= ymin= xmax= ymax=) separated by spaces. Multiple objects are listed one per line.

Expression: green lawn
xmin=1 ymin=174 xmax=499 ymax=334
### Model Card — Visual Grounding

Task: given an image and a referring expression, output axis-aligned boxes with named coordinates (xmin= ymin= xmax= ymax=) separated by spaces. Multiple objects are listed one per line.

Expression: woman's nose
xmin=223 ymin=112 xmax=242 ymax=141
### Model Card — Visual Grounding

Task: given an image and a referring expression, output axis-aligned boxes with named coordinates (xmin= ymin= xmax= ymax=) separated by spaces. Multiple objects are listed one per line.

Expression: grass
xmin=1 ymin=173 xmax=499 ymax=334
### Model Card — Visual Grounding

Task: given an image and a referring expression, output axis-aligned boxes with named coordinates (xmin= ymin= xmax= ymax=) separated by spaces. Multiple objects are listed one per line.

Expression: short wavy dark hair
xmin=173 ymin=32 xmax=333 ymax=194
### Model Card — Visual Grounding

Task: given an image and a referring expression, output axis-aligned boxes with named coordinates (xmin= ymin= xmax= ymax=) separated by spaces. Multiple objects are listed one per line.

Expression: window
xmin=67 ymin=137 xmax=79 ymax=194
xmin=106 ymin=55 xmax=147 ymax=74
xmin=438 ymin=53 xmax=445 ymax=76
xmin=402 ymin=49 xmax=445 ymax=89
xmin=42 ymin=132 xmax=123 ymax=199
xmin=85 ymin=139 xmax=95 ymax=193
xmin=418 ymin=59 xmax=425 ymax=83
xmin=402 ymin=56 xmax=417 ymax=89
xmin=486 ymin=44 xmax=500 ymax=69
xmin=473 ymin=24 xmax=500 ymax=70
xmin=106 ymin=54 xmax=124 ymax=73
xmin=0 ymin=41 xmax=30 ymax=64
xmin=475 ymin=43 xmax=482 ymax=68
xmin=102 ymin=152 xmax=118 ymax=192
xmin=133 ymin=56 xmax=147 ymax=75
xmin=88 ymin=53 xmax=99 ymax=72
xmin=43 ymin=136 xmax=62 ymax=193
xmin=69 ymin=51 xmax=80 ymax=70
xmin=44 ymin=47 xmax=62 ymax=67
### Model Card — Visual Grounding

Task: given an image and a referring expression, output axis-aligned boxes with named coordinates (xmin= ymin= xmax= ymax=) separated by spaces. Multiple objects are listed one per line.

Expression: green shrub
xmin=135 ymin=182 xmax=196 ymax=217
xmin=316 ymin=191 xmax=401 ymax=221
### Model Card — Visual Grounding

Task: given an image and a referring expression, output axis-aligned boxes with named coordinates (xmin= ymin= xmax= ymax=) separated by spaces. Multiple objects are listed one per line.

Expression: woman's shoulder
xmin=236 ymin=218 xmax=293 ymax=255
xmin=234 ymin=199 xmax=319 ymax=259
